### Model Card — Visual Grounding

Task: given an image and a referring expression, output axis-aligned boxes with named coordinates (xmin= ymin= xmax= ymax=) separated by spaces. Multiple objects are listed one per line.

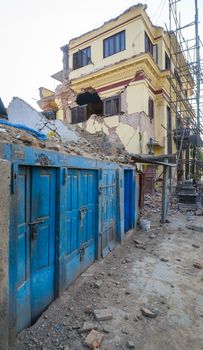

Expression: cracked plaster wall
xmin=78 ymin=84 xmax=154 ymax=155
xmin=78 ymin=110 xmax=153 ymax=154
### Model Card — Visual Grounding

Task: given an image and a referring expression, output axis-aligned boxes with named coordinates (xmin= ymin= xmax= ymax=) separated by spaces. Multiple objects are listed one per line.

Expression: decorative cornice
xmin=70 ymin=53 xmax=168 ymax=94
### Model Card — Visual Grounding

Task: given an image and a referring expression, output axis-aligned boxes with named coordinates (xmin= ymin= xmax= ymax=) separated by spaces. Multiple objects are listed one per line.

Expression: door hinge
xmin=11 ymin=164 xmax=17 ymax=194
xmin=62 ymin=168 xmax=68 ymax=186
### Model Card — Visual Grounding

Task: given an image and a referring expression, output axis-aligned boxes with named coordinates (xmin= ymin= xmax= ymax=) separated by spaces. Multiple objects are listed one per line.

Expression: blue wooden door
xmin=100 ymin=170 xmax=117 ymax=257
xmin=17 ymin=166 xmax=31 ymax=332
xmin=124 ymin=170 xmax=134 ymax=232
xmin=64 ymin=169 xmax=96 ymax=287
xmin=16 ymin=166 xmax=56 ymax=332
xmin=30 ymin=167 xmax=56 ymax=322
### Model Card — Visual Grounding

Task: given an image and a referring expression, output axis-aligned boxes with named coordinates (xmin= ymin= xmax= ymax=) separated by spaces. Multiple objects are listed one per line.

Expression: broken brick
xmin=85 ymin=329 xmax=104 ymax=350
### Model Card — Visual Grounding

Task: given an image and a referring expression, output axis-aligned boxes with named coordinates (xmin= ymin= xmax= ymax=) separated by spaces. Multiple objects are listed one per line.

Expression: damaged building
xmin=38 ymin=4 xmax=194 ymax=189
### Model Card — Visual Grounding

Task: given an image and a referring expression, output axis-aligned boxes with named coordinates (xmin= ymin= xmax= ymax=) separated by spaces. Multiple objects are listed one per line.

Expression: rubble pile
xmin=0 ymin=124 xmax=133 ymax=164
xmin=143 ymin=192 xmax=162 ymax=216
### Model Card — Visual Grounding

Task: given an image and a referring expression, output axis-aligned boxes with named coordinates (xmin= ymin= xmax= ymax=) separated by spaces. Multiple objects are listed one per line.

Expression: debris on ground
xmin=79 ymin=322 xmax=98 ymax=333
xmin=94 ymin=280 xmax=103 ymax=289
xmin=193 ymin=262 xmax=203 ymax=269
xmin=85 ymin=329 xmax=104 ymax=350
xmin=126 ymin=340 xmax=135 ymax=349
xmin=93 ymin=309 xmax=113 ymax=321
xmin=160 ymin=257 xmax=169 ymax=262
xmin=141 ymin=307 xmax=158 ymax=319
xmin=192 ymin=243 xmax=200 ymax=248
xmin=16 ymin=213 xmax=203 ymax=350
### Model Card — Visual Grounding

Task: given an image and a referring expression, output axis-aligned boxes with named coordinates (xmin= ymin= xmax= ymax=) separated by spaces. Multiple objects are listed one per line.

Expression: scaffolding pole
xmin=168 ymin=0 xmax=202 ymax=184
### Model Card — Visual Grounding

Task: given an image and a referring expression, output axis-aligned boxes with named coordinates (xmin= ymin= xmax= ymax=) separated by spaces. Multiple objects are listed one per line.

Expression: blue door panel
xmin=65 ymin=254 xmax=81 ymax=287
xmin=31 ymin=265 xmax=55 ymax=321
xmin=64 ymin=169 xmax=96 ymax=288
xmin=80 ymin=243 xmax=95 ymax=272
xmin=16 ymin=281 xmax=31 ymax=332
xmin=17 ymin=166 xmax=56 ymax=330
xmin=124 ymin=170 xmax=134 ymax=233
xmin=100 ymin=170 xmax=117 ymax=257
xmin=30 ymin=167 xmax=56 ymax=323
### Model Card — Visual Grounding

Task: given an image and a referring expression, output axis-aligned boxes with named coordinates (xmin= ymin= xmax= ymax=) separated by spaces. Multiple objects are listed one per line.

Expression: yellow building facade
xmin=38 ymin=4 xmax=193 ymax=162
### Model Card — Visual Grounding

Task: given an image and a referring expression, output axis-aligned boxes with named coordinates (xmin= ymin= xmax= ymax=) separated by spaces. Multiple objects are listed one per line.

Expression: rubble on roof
xmin=0 ymin=124 xmax=133 ymax=164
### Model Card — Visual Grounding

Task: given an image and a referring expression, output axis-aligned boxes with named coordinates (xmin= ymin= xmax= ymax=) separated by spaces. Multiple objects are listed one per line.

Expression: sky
xmin=0 ymin=0 xmax=202 ymax=110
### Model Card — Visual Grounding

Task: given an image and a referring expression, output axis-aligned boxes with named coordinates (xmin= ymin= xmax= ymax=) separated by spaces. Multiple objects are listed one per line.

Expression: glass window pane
xmin=115 ymin=34 xmax=120 ymax=53
xmin=104 ymin=39 xmax=109 ymax=57
xmin=109 ymin=37 xmax=114 ymax=56
xmin=120 ymin=31 xmax=125 ymax=51
xmin=105 ymin=100 xmax=112 ymax=115
xmin=113 ymin=98 xmax=120 ymax=115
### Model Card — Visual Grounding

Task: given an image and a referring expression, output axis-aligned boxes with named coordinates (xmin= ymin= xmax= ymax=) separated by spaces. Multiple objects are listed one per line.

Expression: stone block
xmin=93 ymin=308 xmax=113 ymax=321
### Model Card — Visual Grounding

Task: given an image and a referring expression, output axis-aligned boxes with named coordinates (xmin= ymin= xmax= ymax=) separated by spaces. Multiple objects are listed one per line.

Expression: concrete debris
xmin=135 ymin=243 xmax=146 ymax=250
xmin=84 ymin=305 xmax=93 ymax=314
xmin=140 ymin=218 xmax=151 ymax=231
xmin=0 ymin=124 xmax=133 ymax=164
xmin=192 ymin=243 xmax=200 ymax=248
xmin=195 ymin=210 xmax=203 ymax=216
xmin=93 ymin=308 xmax=113 ymax=321
xmin=160 ymin=257 xmax=169 ymax=262
xmin=133 ymin=239 xmax=143 ymax=244
xmin=84 ymin=329 xmax=104 ymax=350
xmin=187 ymin=225 xmax=203 ymax=233
xmin=94 ymin=280 xmax=103 ymax=289
xmin=193 ymin=262 xmax=202 ymax=269
xmin=0 ymin=127 xmax=6 ymax=133
xmin=79 ymin=322 xmax=98 ymax=333
xmin=149 ymin=234 xmax=156 ymax=239
xmin=126 ymin=340 xmax=135 ymax=348
xmin=141 ymin=307 xmax=158 ymax=318
xmin=103 ymin=325 xmax=110 ymax=333
xmin=125 ymin=289 xmax=131 ymax=295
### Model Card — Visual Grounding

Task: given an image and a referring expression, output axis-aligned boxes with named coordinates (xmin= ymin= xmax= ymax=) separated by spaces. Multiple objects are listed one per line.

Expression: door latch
xmin=79 ymin=247 xmax=85 ymax=261
xmin=29 ymin=218 xmax=45 ymax=240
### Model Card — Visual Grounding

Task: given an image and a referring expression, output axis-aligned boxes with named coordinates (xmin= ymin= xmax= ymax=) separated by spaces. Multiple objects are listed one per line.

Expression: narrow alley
xmin=17 ymin=212 xmax=203 ymax=350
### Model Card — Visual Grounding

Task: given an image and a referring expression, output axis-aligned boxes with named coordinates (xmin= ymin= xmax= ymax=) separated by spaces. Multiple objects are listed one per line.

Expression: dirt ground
xmin=17 ymin=212 xmax=203 ymax=350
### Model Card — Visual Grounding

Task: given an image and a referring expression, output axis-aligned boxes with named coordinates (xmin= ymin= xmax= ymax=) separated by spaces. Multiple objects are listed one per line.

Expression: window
xmin=71 ymin=105 xmax=87 ymax=123
xmin=73 ymin=46 xmax=91 ymax=70
xmin=165 ymin=52 xmax=171 ymax=70
xmin=148 ymin=97 xmax=154 ymax=122
xmin=103 ymin=96 xmax=121 ymax=116
xmin=103 ymin=31 xmax=125 ymax=58
xmin=145 ymin=32 xmax=158 ymax=63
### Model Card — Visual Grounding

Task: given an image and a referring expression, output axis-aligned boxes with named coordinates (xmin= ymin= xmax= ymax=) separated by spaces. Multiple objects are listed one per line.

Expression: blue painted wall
xmin=2 ymin=143 xmax=139 ymax=339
